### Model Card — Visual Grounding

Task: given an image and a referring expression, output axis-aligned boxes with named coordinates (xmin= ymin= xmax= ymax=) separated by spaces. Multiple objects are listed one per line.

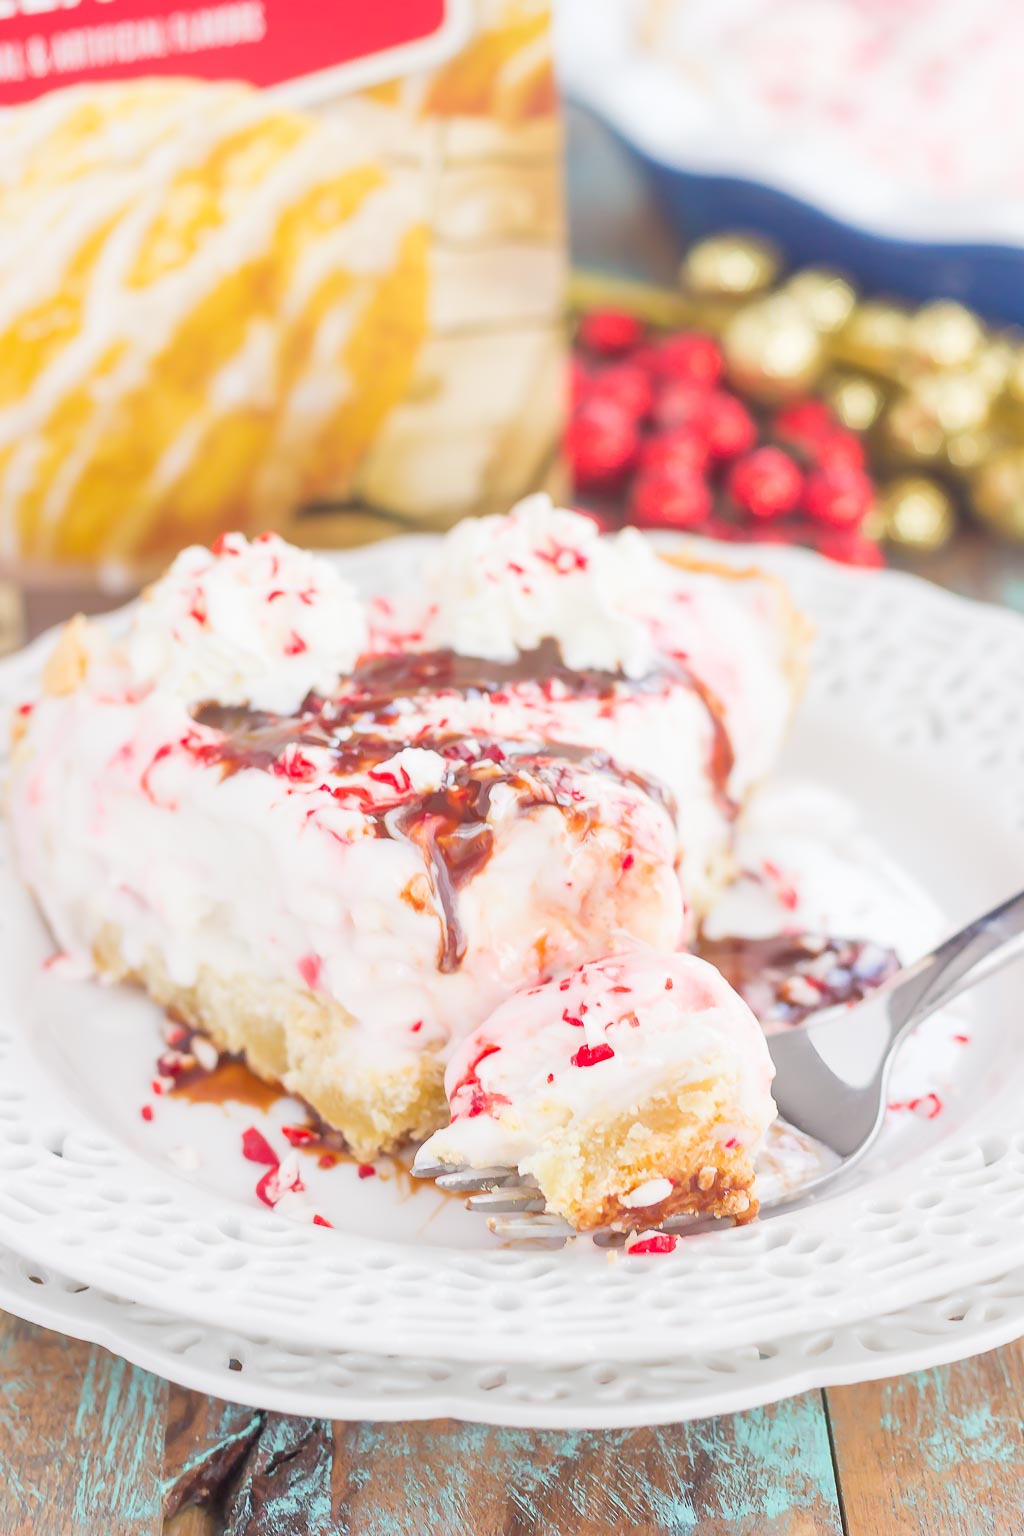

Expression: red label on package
xmin=0 ymin=0 xmax=468 ymax=107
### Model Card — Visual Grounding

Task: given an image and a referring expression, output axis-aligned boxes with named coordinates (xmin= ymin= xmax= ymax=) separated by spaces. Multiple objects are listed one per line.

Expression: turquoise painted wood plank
xmin=827 ymin=1343 xmax=1024 ymax=1536
xmin=0 ymin=1310 xmax=165 ymax=1536
xmin=225 ymin=1414 xmax=334 ymax=1536
xmin=332 ymin=1394 xmax=842 ymax=1536
xmin=162 ymin=1384 xmax=263 ymax=1523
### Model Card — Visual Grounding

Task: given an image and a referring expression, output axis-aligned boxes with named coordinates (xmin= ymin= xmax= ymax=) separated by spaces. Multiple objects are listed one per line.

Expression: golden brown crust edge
xmin=92 ymin=925 xmax=449 ymax=1162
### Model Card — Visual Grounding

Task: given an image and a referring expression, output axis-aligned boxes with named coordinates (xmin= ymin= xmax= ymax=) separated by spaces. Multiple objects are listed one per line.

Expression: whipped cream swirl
xmin=127 ymin=531 xmax=368 ymax=714
xmin=423 ymin=495 xmax=671 ymax=679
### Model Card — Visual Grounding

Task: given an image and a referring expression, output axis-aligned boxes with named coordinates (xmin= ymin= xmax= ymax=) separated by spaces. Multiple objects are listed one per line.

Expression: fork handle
xmin=888 ymin=886 xmax=1024 ymax=1035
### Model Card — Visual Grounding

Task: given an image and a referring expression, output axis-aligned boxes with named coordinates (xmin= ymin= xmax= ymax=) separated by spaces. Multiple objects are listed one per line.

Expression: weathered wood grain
xmin=332 ymin=1394 xmax=842 ymax=1536
xmin=224 ymin=1415 xmax=333 ymax=1536
xmin=0 ymin=1310 xmax=165 ymax=1536
xmin=827 ymin=1343 xmax=1024 ymax=1536
xmin=164 ymin=1509 xmax=219 ymax=1536
xmin=162 ymin=1384 xmax=263 ymax=1523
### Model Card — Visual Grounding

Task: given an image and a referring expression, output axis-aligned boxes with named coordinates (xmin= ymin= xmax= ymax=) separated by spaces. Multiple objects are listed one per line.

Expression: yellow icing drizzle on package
xmin=0 ymin=80 xmax=428 ymax=564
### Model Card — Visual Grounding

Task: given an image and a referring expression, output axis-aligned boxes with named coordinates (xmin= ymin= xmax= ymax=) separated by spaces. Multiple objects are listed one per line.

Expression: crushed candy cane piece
xmin=625 ymin=1231 xmax=679 ymax=1256
xmin=281 ymin=1124 xmax=317 ymax=1148
xmin=256 ymin=1153 xmax=305 ymax=1208
xmin=241 ymin=1127 xmax=279 ymax=1166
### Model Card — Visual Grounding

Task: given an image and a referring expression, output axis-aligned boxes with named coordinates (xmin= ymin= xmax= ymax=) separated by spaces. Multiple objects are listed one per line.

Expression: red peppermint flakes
xmin=283 ymin=631 xmax=308 ymax=657
xmin=241 ymin=1127 xmax=279 ymax=1167
xmin=156 ymin=1049 xmax=189 ymax=1080
xmin=357 ymin=1164 xmax=377 ymax=1180
xmin=578 ymin=308 xmax=645 ymax=357
xmin=140 ymin=1105 xmax=154 ymax=1123
xmin=450 ymin=1042 xmax=508 ymax=1119
xmin=297 ymin=953 xmax=322 ymax=992
xmin=628 ymin=1232 xmax=678 ymax=1256
xmin=571 ymin=1042 xmax=615 ymax=1068
xmin=255 ymin=1159 xmax=306 ymax=1207
xmin=728 ymin=447 xmax=803 ymax=520
xmin=888 ymin=1092 xmax=943 ymax=1120
xmin=140 ymin=742 xmax=175 ymax=804
xmin=274 ymin=747 xmax=318 ymax=783
xmin=313 ymin=1214 xmax=334 ymax=1228
xmin=562 ymin=1010 xmax=586 ymax=1028
xmin=281 ymin=1124 xmax=317 ymax=1148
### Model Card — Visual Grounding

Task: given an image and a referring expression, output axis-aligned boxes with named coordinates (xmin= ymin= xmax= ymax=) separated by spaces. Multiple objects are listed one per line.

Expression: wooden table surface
xmin=3 ymin=105 xmax=1024 ymax=1536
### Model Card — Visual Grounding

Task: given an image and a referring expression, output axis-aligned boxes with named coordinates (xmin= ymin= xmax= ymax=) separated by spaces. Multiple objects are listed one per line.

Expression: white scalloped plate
xmin=5 ymin=1239 xmax=1024 ymax=1427
xmin=1 ymin=538 xmax=1023 ymax=1367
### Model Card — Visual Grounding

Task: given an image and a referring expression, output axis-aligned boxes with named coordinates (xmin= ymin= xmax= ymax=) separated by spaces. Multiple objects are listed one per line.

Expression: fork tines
xmin=485 ymin=1211 xmax=572 ymax=1246
xmin=413 ymin=1160 xmax=572 ymax=1242
xmin=419 ymin=1163 xmax=529 ymax=1194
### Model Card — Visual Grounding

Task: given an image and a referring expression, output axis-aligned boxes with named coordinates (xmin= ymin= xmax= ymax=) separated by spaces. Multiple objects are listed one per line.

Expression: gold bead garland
xmin=973 ymin=448 xmax=1024 ymax=542
xmin=722 ymin=294 xmax=824 ymax=401
xmin=878 ymin=477 xmax=957 ymax=553
xmin=571 ymin=231 xmax=1024 ymax=548
xmin=677 ymin=234 xmax=1024 ymax=547
xmin=680 ymin=233 xmax=780 ymax=300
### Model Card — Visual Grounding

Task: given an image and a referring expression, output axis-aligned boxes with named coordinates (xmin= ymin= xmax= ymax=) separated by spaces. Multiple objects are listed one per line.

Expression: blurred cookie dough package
xmin=0 ymin=1 xmax=565 ymax=577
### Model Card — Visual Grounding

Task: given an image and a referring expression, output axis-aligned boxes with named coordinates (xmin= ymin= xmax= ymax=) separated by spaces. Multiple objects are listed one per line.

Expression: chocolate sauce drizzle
xmin=195 ymin=722 xmax=670 ymax=974
xmin=193 ymin=642 xmax=733 ymax=974
xmin=334 ymin=643 xmax=735 ymax=817
xmin=696 ymin=931 xmax=900 ymax=1026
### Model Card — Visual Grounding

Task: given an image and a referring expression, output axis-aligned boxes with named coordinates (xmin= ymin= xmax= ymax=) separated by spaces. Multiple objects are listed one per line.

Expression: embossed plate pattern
xmin=4 ymin=1241 xmax=1024 ymax=1427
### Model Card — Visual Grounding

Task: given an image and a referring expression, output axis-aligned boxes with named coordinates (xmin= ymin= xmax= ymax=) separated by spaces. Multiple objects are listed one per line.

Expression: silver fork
xmin=414 ymin=887 xmax=1024 ymax=1242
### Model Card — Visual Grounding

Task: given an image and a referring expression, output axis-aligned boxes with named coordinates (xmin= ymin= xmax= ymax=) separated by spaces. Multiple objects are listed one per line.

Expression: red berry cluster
xmin=568 ymin=310 xmax=883 ymax=567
